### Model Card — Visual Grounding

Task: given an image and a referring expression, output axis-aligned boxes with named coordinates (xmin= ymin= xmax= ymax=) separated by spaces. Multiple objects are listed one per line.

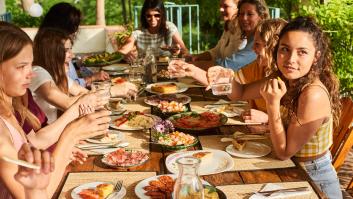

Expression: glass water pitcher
xmin=173 ymin=157 xmax=204 ymax=199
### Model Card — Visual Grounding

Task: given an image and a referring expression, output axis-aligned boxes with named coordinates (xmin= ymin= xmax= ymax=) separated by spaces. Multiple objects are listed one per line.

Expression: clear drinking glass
xmin=91 ymin=81 xmax=111 ymax=109
xmin=173 ymin=157 xmax=204 ymax=199
xmin=211 ymin=77 xmax=232 ymax=96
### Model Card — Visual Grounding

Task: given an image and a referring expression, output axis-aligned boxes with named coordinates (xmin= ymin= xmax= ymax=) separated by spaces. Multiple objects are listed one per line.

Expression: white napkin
xmin=249 ymin=183 xmax=311 ymax=199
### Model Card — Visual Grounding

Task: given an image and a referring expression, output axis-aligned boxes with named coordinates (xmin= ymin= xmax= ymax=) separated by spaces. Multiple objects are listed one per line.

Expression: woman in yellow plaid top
xmin=206 ymin=16 xmax=342 ymax=199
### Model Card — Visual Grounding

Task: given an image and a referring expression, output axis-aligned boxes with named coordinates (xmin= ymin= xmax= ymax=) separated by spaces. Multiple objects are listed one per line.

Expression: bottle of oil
xmin=143 ymin=46 xmax=157 ymax=84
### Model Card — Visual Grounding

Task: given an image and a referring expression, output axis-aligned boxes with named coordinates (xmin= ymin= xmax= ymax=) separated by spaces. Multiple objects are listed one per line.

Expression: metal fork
xmin=257 ymin=186 xmax=309 ymax=197
xmin=107 ymin=180 xmax=123 ymax=199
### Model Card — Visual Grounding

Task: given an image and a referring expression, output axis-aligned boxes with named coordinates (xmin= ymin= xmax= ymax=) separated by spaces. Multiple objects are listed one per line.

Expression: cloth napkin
xmin=249 ymin=183 xmax=311 ymax=199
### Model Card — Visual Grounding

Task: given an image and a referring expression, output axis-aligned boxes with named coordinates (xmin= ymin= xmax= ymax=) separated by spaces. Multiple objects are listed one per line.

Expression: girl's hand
xmin=70 ymin=147 xmax=88 ymax=164
xmin=14 ymin=143 xmax=54 ymax=190
xmin=206 ymin=66 xmax=234 ymax=90
xmin=91 ymin=71 xmax=110 ymax=82
xmin=167 ymin=60 xmax=195 ymax=78
xmin=241 ymin=109 xmax=269 ymax=124
xmin=260 ymin=78 xmax=287 ymax=105
xmin=66 ymin=110 xmax=111 ymax=142
xmin=123 ymin=50 xmax=137 ymax=63
xmin=75 ymin=92 xmax=107 ymax=112
xmin=110 ymin=82 xmax=138 ymax=100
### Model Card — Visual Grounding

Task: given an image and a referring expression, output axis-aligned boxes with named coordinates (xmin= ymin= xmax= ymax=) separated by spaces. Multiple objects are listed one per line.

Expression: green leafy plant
xmin=295 ymin=0 xmax=353 ymax=97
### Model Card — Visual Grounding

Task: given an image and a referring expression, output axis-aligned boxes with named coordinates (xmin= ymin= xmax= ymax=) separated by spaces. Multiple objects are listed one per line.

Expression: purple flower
xmin=155 ymin=124 xmax=165 ymax=133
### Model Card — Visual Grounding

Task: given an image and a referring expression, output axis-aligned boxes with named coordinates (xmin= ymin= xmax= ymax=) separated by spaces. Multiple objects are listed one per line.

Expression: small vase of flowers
xmin=151 ymin=120 xmax=174 ymax=142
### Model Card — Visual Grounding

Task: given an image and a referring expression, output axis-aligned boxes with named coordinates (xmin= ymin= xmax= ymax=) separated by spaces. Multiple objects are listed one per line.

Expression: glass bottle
xmin=173 ymin=157 xmax=204 ymax=199
xmin=143 ymin=46 xmax=157 ymax=84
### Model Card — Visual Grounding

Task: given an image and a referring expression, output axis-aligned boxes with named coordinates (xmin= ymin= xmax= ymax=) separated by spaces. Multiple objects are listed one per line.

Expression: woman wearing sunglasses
xmin=118 ymin=0 xmax=188 ymax=62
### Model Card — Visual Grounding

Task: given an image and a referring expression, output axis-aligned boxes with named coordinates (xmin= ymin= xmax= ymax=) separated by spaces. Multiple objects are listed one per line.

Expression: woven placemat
xmin=191 ymin=101 xmax=259 ymax=125
xmin=199 ymin=135 xmax=295 ymax=171
xmin=83 ymin=130 xmax=150 ymax=155
xmin=58 ymin=171 xmax=156 ymax=199
xmin=217 ymin=181 xmax=318 ymax=199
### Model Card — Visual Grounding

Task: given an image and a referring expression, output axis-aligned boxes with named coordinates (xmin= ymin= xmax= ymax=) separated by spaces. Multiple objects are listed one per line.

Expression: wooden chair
xmin=330 ymin=97 xmax=353 ymax=170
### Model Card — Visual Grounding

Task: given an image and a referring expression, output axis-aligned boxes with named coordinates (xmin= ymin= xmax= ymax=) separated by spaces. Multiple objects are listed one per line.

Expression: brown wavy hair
xmin=33 ymin=28 xmax=71 ymax=94
xmin=0 ymin=22 xmax=40 ymax=130
xmin=274 ymin=16 xmax=341 ymax=128
xmin=237 ymin=0 xmax=270 ymax=20
xmin=255 ymin=18 xmax=288 ymax=76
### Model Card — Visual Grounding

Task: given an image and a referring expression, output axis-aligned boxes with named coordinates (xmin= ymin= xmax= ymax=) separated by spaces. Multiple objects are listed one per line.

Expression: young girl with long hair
xmin=207 ymin=16 xmax=342 ymax=198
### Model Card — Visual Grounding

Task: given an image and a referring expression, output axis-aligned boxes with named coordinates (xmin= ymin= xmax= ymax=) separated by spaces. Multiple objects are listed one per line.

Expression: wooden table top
xmin=54 ymin=79 xmax=327 ymax=199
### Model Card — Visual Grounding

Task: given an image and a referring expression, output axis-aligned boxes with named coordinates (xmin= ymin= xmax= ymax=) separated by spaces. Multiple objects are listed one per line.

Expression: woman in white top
xmin=188 ymin=0 xmax=242 ymax=62
xmin=118 ymin=0 xmax=188 ymax=62
xmin=30 ymin=28 xmax=137 ymax=123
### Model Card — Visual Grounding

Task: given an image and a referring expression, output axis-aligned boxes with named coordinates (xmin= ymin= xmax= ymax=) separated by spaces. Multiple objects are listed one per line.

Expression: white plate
xmin=102 ymin=64 xmax=128 ymax=71
xmin=145 ymin=82 xmax=188 ymax=94
xmin=226 ymin=142 xmax=271 ymax=158
xmin=110 ymin=114 xmax=158 ymax=131
xmin=165 ymin=150 xmax=234 ymax=175
xmin=144 ymin=94 xmax=191 ymax=106
xmin=134 ymin=174 xmax=210 ymax=199
xmin=71 ymin=181 xmax=126 ymax=199
xmin=207 ymin=105 xmax=243 ymax=117
xmin=85 ymin=130 xmax=124 ymax=144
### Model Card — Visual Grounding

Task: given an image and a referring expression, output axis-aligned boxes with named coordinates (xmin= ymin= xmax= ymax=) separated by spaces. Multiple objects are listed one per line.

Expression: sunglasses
xmin=146 ymin=13 xmax=161 ymax=19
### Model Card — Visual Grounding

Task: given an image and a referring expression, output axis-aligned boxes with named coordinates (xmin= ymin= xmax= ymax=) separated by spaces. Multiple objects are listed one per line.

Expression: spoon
xmin=1 ymin=156 xmax=40 ymax=169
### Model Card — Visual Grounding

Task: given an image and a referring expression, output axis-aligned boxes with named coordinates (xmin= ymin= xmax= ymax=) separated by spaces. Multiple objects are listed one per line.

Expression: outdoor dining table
xmin=54 ymin=66 xmax=327 ymax=199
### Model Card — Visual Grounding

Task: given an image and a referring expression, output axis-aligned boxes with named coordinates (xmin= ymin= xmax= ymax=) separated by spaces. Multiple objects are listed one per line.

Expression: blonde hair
xmin=0 ymin=22 xmax=40 ymax=130
xmin=255 ymin=18 xmax=288 ymax=75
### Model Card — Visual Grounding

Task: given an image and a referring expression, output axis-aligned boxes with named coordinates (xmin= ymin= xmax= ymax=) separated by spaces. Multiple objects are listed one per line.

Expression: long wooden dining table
xmin=54 ymin=68 xmax=327 ymax=198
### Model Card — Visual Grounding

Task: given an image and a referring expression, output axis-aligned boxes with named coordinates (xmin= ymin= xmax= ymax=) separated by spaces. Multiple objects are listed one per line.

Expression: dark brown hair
xmin=140 ymin=0 xmax=168 ymax=39
xmin=275 ymin=16 xmax=341 ymax=127
xmin=33 ymin=28 xmax=71 ymax=94
xmin=237 ymin=0 xmax=270 ymax=19
xmin=40 ymin=2 xmax=82 ymax=37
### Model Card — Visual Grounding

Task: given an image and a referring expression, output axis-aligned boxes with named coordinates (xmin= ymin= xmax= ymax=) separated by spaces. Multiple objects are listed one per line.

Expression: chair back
xmin=331 ymin=97 xmax=353 ymax=170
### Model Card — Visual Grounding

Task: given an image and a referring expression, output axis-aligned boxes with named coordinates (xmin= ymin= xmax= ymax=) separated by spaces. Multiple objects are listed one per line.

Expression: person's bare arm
xmin=34 ymin=81 xmax=79 ymax=110
xmin=172 ymin=33 xmax=188 ymax=55
xmin=263 ymin=80 xmax=331 ymax=160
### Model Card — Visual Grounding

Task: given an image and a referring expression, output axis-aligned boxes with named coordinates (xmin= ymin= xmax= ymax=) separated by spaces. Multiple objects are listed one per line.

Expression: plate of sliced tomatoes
xmin=168 ymin=111 xmax=227 ymax=131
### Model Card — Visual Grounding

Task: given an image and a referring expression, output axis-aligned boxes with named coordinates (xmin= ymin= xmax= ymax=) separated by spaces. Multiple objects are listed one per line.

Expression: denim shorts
xmin=302 ymin=152 xmax=342 ymax=199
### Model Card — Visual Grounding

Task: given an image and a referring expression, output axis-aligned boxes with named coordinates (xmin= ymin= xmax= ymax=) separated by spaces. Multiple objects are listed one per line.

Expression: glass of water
xmin=210 ymin=77 xmax=233 ymax=96
xmin=91 ymin=81 xmax=111 ymax=109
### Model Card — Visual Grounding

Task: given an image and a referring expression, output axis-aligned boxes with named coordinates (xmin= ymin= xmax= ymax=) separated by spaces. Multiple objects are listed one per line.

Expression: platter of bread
xmin=146 ymin=82 xmax=188 ymax=94
xmin=165 ymin=150 xmax=234 ymax=175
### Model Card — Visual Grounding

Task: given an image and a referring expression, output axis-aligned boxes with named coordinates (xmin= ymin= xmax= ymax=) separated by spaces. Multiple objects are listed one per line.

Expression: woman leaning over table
xmin=207 ymin=16 xmax=342 ymax=198
xmin=118 ymin=0 xmax=188 ymax=62
xmin=30 ymin=28 xmax=137 ymax=123
xmin=188 ymin=0 xmax=242 ymax=64
xmin=0 ymin=22 xmax=111 ymax=199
